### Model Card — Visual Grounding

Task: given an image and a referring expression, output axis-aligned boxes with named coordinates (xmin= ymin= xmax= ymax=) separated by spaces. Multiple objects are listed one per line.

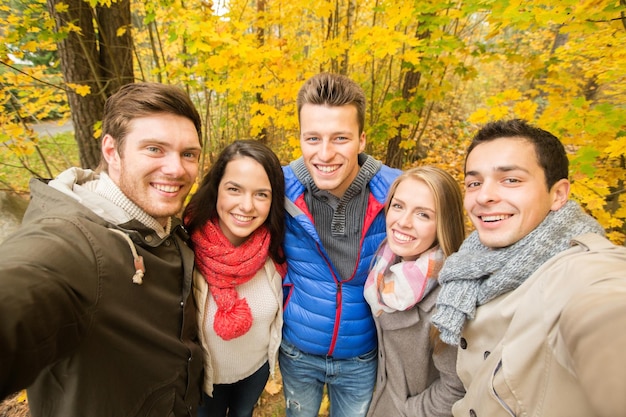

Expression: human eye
xmin=503 ymin=177 xmax=521 ymax=184
xmin=256 ymin=191 xmax=271 ymax=199
xmin=146 ymin=146 xmax=161 ymax=154
xmin=226 ymin=185 xmax=239 ymax=193
xmin=465 ymin=179 xmax=481 ymax=189
xmin=416 ymin=211 xmax=431 ymax=219
xmin=334 ymin=136 xmax=350 ymax=143
xmin=304 ymin=136 xmax=320 ymax=143
xmin=390 ymin=202 xmax=403 ymax=210
xmin=182 ymin=150 xmax=200 ymax=161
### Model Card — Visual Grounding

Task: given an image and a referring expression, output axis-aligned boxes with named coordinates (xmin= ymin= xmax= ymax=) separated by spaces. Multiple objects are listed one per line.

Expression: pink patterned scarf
xmin=364 ymin=242 xmax=444 ymax=317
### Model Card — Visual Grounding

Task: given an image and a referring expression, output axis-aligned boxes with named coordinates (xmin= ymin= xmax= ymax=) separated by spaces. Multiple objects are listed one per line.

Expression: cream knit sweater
xmin=193 ymin=258 xmax=283 ymax=395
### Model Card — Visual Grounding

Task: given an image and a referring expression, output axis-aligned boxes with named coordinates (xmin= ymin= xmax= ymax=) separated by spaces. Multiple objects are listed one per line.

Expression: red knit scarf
xmin=191 ymin=218 xmax=270 ymax=340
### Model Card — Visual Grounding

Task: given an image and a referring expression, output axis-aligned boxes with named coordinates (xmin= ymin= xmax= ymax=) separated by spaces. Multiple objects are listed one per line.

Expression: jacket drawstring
xmin=110 ymin=229 xmax=145 ymax=285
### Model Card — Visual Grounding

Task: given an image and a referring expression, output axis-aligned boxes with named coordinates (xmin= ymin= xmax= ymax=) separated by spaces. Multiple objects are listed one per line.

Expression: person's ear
xmin=102 ymin=134 xmax=121 ymax=176
xmin=359 ymin=132 xmax=366 ymax=153
xmin=549 ymin=178 xmax=570 ymax=211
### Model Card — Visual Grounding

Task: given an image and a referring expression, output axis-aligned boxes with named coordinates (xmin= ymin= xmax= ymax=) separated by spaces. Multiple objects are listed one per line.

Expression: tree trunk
xmin=96 ymin=0 xmax=134 ymax=95
xmin=46 ymin=0 xmax=133 ymax=169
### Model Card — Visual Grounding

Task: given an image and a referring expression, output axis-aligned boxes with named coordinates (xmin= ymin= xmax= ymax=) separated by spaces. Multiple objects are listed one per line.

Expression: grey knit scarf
xmin=432 ymin=200 xmax=605 ymax=345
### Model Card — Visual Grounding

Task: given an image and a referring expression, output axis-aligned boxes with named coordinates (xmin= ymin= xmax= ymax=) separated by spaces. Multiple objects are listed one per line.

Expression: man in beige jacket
xmin=433 ymin=118 xmax=626 ymax=417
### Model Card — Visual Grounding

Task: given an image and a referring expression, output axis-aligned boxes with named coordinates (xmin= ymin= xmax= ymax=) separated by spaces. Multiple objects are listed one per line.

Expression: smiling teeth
xmin=154 ymin=184 xmax=180 ymax=192
xmin=317 ymin=165 xmax=339 ymax=173
xmin=482 ymin=214 xmax=509 ymax=222
xmin=233 ymin=214 xmax=253 ymax=222
xmin=393 ymin=231 xmax=414 ymax=242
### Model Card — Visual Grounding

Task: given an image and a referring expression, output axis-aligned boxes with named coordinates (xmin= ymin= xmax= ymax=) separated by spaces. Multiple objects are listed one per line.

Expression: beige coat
xmin=193 ymin=258 xmax=283 ymax=395
xmin=453 ymin=233 xmax=626 ymax=417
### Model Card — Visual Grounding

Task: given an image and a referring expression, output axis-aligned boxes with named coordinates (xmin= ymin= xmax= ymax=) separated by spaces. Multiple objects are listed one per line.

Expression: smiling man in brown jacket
xmin=0 ymin=83 xmax=204 ymax=417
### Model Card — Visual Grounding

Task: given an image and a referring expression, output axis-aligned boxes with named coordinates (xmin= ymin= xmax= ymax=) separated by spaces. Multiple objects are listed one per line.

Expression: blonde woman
xmin=364 ymin=166 xmax=465 ymax=417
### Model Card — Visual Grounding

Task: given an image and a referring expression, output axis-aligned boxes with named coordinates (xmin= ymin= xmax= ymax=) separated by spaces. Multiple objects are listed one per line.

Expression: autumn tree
xmin=463 ymin=0 xmax=626 ymax=242
xmin=47 ymin=0 xmax=133 ymax=168
xmin=2 ymin=0 xmax=624 ymax=242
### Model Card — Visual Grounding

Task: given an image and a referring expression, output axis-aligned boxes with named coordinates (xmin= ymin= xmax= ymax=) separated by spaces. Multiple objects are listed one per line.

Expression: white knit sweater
xmin=193 ymin=258 xmax=283 ymax=395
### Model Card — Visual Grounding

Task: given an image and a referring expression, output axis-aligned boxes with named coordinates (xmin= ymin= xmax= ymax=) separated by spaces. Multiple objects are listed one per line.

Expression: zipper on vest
xmin=328 ymin=281 xmax=343 ymax=356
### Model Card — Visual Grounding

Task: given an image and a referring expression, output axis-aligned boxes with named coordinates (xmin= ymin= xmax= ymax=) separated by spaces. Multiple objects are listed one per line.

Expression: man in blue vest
xmin=280 ymin=73 xmax=401 ymax=417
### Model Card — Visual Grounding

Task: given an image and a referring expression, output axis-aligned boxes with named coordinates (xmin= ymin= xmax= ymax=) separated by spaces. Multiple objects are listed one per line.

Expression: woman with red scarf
xmin=184 ymin=140 xmax=286 ymax=417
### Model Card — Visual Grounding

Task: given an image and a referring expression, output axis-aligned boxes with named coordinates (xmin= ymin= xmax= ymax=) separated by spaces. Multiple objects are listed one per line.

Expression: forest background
xmin=2 ymin=0 xmax=626 ymax=244
xmin=1 ymin=0 xmax=625 ymax=415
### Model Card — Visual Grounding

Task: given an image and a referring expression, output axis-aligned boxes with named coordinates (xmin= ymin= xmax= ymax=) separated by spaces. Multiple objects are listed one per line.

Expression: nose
xmin=318 ymin=140 xmax=334 ymax=161
xmin=396 ymin=211 xmax=412 ymax=228
xmin=475 ymin=180 xmax=498 ymax=205
xmin=238 ymin=194 xmax=254 ymax=212
xmin=161 ymin=154 xmax=186 ymax=177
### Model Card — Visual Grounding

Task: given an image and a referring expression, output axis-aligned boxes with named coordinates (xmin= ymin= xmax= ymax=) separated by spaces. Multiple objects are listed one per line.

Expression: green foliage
xmin=0 ymin=0 xmax=71 ymax=192
xmin=0 ymin=130 xmax=78 ymax=192
xmin=1 ymin=0 xmax=625 ymax=242
xmin=466 ymin=0 xmax=626 ymax=243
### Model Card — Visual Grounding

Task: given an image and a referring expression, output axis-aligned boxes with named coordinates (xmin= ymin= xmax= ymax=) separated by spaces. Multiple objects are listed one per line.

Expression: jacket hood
xmin=46 ymin=167 xmax=135 ymax=226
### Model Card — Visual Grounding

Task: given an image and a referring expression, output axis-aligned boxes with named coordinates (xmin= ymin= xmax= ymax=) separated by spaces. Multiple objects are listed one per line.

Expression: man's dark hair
xmin=467 ymin=119 xmax=569 ymax=189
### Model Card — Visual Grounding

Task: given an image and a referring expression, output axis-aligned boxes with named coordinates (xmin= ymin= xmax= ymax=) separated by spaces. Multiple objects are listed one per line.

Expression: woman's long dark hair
xmin=183 ymin=140 xmax=285 ymax=264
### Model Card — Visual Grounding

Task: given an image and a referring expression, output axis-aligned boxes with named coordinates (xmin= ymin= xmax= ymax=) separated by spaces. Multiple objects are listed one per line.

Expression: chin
xmin=479 ymin=237 xmax=512 ymax=249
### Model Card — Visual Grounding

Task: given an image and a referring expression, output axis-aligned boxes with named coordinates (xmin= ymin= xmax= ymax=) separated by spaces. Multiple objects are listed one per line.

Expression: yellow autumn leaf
xmin=501 ymin=89 xmax=522 ymax=101
xmin=513 ymin=100 xmax=538 ymax=121
xmin=67 ymin=83 xmax=91 ymax=97
xmin=16 ymin=390 xmax=28 ymax=403
xmin=319 ymin=393 xmax=330 ymax=415
xmin=22 ymin=41 xmax=39 ymax=52
xmin=3 ymin=124 xmax=26 ymax=138
xmin=607 ymin=231 xmax=625 ymax=246
xmin=402 ymin=49 xmax=422 ymax=66
xmin=468 ymin=108 xmax=490 ymax=124
xmin=185 ymin=182 xmax=199 ymax=206
xmin=605 ymin=138 xmax=626 ymax=159
xmin=264 ymin=379 xmax=282 ymax=395
xmin=93 ymin=120 xmax=102 ymax=139
xmin=64 ymin=22 xmax=82 ymax=34
xmin=54 ymin=2 xmax=69 ymax=13
xmin=490 ymin=105 xmax=510 ymax=120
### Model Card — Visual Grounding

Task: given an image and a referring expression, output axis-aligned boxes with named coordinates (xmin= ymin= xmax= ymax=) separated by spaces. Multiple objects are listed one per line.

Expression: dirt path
xmin=31 ymin=120 xmax=74 ymax=136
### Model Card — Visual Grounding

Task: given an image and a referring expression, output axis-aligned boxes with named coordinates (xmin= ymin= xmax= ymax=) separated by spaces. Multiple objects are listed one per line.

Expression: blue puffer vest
xmin=282 ymin=163 xmax=400 ymax=359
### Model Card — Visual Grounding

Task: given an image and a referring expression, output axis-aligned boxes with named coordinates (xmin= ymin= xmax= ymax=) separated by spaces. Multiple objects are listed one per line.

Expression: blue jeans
xmin=197 ymin=361 xmax=270 ymax=417
xmin=279 ymin=340 xmax=377 ymax=417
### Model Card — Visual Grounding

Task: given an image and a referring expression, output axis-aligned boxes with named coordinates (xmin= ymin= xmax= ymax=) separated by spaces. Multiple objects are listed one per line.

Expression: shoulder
xmin=559 ymin=276 xmax=626 ymax=415
xmin=545 ymin=233 xmax=626 ymax=285
xmin=558 ymin=233 xmax=626 ymax=323
xmin=369 ymin=164 xmax=401 ymax=198
xmin=283 ymin=165 xmax=305 ymax=201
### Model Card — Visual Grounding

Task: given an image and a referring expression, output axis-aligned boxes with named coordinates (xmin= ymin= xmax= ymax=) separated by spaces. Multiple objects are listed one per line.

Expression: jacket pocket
xmin=490 ymin=359 xmax=518 ymax=417
xmin=279 ymin=339 xmax=302 ymax=360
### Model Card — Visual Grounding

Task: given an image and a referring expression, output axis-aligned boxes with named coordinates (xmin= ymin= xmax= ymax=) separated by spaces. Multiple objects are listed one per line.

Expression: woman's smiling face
xmin=385 ymin=178 xmax=437 ymax=261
